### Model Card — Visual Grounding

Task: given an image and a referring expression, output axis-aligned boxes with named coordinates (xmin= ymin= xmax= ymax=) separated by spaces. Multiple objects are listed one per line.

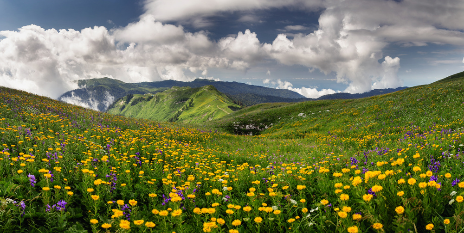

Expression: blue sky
xmin=0 ymin=0 xmax=463 ymax=99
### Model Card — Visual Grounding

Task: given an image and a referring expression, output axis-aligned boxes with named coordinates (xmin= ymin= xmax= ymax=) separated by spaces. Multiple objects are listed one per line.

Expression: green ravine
xmin=107 ymin=85 xmax=241 ymax=124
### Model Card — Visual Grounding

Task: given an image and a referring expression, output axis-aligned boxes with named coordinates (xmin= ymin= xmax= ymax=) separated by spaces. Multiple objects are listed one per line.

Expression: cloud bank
xmin=1 ymin=0 xmax=464 ymax=99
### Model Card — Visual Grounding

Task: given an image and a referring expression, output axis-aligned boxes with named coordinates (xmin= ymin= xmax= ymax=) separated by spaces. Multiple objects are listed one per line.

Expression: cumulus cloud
xmin=269 ymin=79 xmax=337 ymax=98
xmin=2 ymin=0 xmax=464 ymax=99
xmin=0 ymin=18 xmax=260 ymax=98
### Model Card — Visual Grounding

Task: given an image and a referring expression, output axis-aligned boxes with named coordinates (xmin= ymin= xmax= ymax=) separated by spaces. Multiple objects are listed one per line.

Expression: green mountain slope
xmin=107 ymin=85 xmax=241 ymax=123
xmin=211 ymin=72 xmax=464 ymax=143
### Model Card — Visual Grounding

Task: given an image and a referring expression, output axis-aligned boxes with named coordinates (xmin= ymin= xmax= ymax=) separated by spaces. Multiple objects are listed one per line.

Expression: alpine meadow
xmin=0 ymin=71 xmax=464 ymax=233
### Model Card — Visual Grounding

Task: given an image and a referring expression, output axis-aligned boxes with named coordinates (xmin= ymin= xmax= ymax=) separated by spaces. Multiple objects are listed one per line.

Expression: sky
xmin=0 ymin=0 xmax=463 ymax=99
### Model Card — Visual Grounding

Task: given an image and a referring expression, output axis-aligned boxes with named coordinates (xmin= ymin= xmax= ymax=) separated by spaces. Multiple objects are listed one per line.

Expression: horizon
xmin=1 ymin=0 xmax=463 ymax=99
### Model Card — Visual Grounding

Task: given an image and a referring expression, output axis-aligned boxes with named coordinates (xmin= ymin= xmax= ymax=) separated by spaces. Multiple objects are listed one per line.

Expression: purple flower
xmin=28 ymin=174 xmax=36 ymax=187
xmin=452 ymin=178 xmax=460 ymax=187
xmin=56 ymin=200 xmax=67 ymax=211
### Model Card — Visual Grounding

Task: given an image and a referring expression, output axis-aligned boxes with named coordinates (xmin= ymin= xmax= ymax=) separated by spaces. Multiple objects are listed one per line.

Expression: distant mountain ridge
xmin=58 ymin=77 xmax=408 ymax=111
xmin=107 ymin=85 xmax=241 ymax=123
xmin=58 ymin=77 xmax=305 ymax=111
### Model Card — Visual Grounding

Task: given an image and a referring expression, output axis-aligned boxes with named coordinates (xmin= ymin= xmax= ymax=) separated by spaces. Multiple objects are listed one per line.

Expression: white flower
xmin=222 ymin=186 xmax=228 ymax=191
xmin=304 ymin=213 xmax=311 ymax=218
xmin=218 ymin=179 xmax=224 ymax=182
xmin=290 ymin=199 xmax=297 ymax=205
xmin=310 ymin=207 xmax=318 ymax=212
xmin=449 ymin=199 xmax=455 ymax=205
xmin=222 ymin=197 xmax=228 ymax=202
xmin=272 ymin=206 xmax=278 ymax=210
xmin=451 ymin=191 xmax=457 ymax=196
xmin=459 ymin=144 xmax=464 ymax=147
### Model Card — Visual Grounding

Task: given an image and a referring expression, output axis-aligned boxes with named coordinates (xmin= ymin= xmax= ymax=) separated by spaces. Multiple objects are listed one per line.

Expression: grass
xmin=0 ymin=71 xmax=463 ymax=232
xmin=107 ymin=86 xmax=241 ymax=124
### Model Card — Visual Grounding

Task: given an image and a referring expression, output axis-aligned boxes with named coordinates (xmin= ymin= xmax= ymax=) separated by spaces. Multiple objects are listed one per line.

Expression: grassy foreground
xmin=0 ymin=72 xmax=464 ymax=232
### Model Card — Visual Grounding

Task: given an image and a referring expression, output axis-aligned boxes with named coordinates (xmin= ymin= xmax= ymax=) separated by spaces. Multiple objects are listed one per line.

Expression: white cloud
xmin=218 ymin=29 xmax=266 ymax=64
xmin=430 ymin=59 xmax=463 ymax=65
xmin=142 ymin=0 xmax=324 ymax=22
xmin=3 ymin=0 xmax=464 ymax=99
xmin=0 ymin=18 xmax=260 ymax=98
xmin=462 ymin=57 xmax=464 ymax=63
xmin=284 ymin=25 xmax=309 ymax=31
xmin=266 ymin=70 xmax=271 ymax=75
xmin=263 ymin=78 xmax=270 ymax=84
xmin=270 ymin=79 xmax=337 ymax=98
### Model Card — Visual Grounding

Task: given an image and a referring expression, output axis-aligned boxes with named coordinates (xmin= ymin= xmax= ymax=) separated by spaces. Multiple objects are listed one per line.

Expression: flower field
xmin=1 ymin=74 xmax=464 ymax=232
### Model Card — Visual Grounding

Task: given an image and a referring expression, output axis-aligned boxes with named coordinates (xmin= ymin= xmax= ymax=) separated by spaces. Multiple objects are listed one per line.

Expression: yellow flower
xmin=87 ymin=188 xmax=94 ymax=193
xmin=232 ymin=220 xmax=241 ymax=226
xmin=171 ymin=209 xmax=182 ymax=217
xmin=226 ymin=209 xmax=234 ymax=215
xmin=117 ymin=200 xmax=124 ymax=206
xmin=247 ymin=192 xmax=255 ymax=197
xmin=217 ymin=218 xmax=225 ymax=225
xmin=133 ymin=220 xmax=144 ymax=225
xmin=342 ymin=206 xmax=351 ymax=212
xmin=145 ymin=222 xmax=156 ymax=228
xmin=426 ymin=170 xmax=433 ymax=177
xmin=372 ymin=223 xmax=383 ymax=229
xmin=42 ymin=187 xmax=50 ymax=191
xmin=371 ymin=185 xmax=383 ymax=193
xmin=320 ymin=199 xmax=329 ymax=205
xmin=90 ymin=219 xmax=98 ymax=224
xmin=419 ymin=182 xmax=427 ymax=189
xmin=395 ymin=206 xmax=404 ymax=215
xmin=397 ymin=191 xmax=404 ymax=197
xmin=338 ymin=211 xmax=347 ymax=218
xmin=300 ymin=199 xmax=306 ymax=203
xmin=408 ymin=178 xmax=416 ymax=185
xmin=444 ymin=219 xmax=450 ymax=225
xmin=398 ymin=179 xmax=405 ymax=184
xmin=67 ymin=191 xmax=73 ymax=196
xmin=296 ymin=185 xmax=306 ymax=190
xmin=17 ymin=170 xmax=23 ymax=174
xmin=229 ymin=230 xmax=239 ymax=233
xmin=273 ymin=210 xmax=281 ymax=215
xmin=445 ymin=173 xmax=451 ymax=178
xmin=101 ymin=223 xmax=111 ymax=229
xmin=340 ymin=194 xmax=349 ymax=201
xmin=254 ymin=217 xmax=263 ymax=223
xmin=149 ymin=193 xmax=157 ymax=198
xmin=193 ymin=208 xmax=202 ymax=214
xmin=352 ymin=214 xmax=362 ymax=221
xmin=91 ymin=195 xmax=99 ymax=201
xmin=129 ymin=199 xmax=137 ymax=206
xmin=159 ymin=210 xmax=169 ymax=216
xmin=425 ymin=223 xmax=434 ymax=230
xmin=456 ymin=196 xmax=463 ymax=202
xmin=152 ymin=209 xmax=159 ymax=215
xmin=302 ymin=208 xmax=308 ymax=213
xmin=119 ymin=220 xmax=130 ymax=229
xmin=363 ymin=194 xmax=373 ymax=202
xmin=347 ymin=226 xmax=359 ymax=233
xmin=334 ymin=183 xmax=343 ymax=188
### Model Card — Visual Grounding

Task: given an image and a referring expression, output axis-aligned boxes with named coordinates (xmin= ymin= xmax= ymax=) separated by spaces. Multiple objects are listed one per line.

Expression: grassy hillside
xmin=107 ymin=85 xmax=241 ymax=124
xmin=213 ymin=73 xmax=464 ymax=144
xmin=0 ymin=71 xmax=463 ymax=232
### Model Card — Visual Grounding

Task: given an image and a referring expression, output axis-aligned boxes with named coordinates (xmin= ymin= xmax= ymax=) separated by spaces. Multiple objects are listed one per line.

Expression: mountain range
xmin=58 ymin=77 xmax=407 ymax=111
